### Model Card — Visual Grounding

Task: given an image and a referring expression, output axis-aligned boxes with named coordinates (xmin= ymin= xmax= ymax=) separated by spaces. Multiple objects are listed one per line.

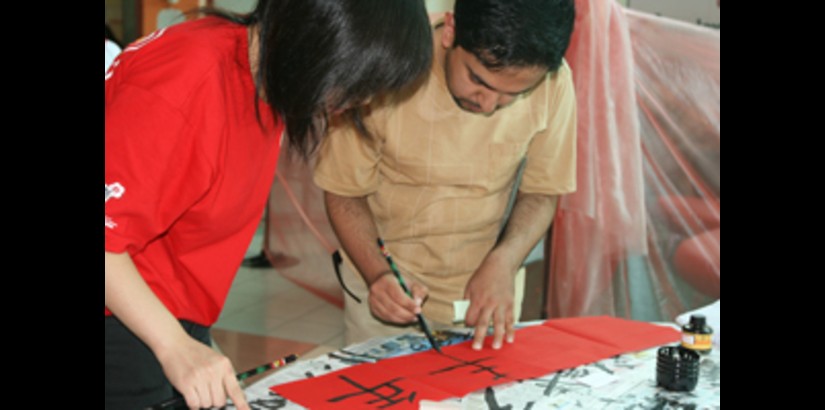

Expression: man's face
xmin=443 ymin=45 xmax=547 ymax=116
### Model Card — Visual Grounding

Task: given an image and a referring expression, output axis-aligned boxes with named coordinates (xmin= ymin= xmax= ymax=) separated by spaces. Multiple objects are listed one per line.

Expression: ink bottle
xmin=680 ymin=314 xmax=713 ymax=355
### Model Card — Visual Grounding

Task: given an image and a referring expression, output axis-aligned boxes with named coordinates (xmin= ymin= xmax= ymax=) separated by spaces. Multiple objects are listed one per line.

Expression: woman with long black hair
xmin=104 ymin=1 xmax=432 ymax=408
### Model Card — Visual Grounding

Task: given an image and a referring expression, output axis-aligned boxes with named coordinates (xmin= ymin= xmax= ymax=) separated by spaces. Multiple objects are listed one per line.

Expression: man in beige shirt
xmin=314 ymin=0 xmax=577 ymax=351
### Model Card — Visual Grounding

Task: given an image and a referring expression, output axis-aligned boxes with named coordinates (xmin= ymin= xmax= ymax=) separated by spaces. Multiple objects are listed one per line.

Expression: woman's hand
xmin=155 ymin=335 xmax=250 ymax=410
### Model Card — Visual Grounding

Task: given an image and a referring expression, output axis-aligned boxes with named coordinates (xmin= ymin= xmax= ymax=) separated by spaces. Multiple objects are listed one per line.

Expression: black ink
xmin=593 ymin=362 xmax=614 ymax=375
xmin=340 ymin=349 xmax=382 ymax=361
xmin=329 ymin=352 xmax=374 ymax=364
xmin=304 ymin=363 xmax=333 ymax=378
xmin=328 ymin=375 xmax=417 ymax=409
xmin=541 ymin=371 xmax=562 ymax=397
xmin=483 ymin=387 xmax=512 ymax=410
xmin=645 ymin=393 xmax=698 ymax=410
xmin=246 ymin=395 xmax=288 ymax=410
xmin=566 ymin=368 xmax=590 ymax=378
xmin=429 ymin=355 xmax=508 ymax=380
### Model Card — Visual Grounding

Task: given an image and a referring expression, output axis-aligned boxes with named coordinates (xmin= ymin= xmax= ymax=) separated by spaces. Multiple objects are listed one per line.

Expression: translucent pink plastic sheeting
xmin=548 ymin=0 xmax=647 ymax=319
xmin=265 ymin=149 xmax=343 ymax=308
xmin=547 ymin=1 xmax=719 ymax=321
xmin=629 ymin=9 xmax=720 ymax=309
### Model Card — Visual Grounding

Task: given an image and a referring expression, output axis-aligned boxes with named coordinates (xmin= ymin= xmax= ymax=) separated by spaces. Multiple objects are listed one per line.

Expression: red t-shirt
xmin=105 ymin=17 xmax=283 ymax=326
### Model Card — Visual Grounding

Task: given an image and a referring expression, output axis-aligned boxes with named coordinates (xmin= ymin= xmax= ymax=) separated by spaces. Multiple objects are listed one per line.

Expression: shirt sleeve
xmin=313 ymin=109 xmax=385 ymax=197
xmin=105 ymin=83 xmax=214 ymax=254
xmin=104 ymin=39 xmax=122 ymax=74
xmin=520 ymin=61 xmax=577 ymax=196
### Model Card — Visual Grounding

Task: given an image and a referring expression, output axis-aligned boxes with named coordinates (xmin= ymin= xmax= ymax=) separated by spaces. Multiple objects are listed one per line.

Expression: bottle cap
xmin=689 ymin=314 xmax=706 ymax=328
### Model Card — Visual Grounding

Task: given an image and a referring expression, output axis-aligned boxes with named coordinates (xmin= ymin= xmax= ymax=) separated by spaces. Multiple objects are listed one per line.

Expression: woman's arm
xmin=105 ymin=251 xmax=250 ymax=410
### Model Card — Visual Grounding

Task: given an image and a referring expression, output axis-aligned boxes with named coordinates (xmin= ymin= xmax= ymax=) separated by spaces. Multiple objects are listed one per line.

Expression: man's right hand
xmin=367 ymin=272 xmax=429 ymax=324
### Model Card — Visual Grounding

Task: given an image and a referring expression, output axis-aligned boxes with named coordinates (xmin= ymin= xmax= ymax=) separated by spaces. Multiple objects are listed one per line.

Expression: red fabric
xmin=273 ymin=317 xmax=679 ymax=409
xmin=105 ymin=17 xmax=283 ymax=326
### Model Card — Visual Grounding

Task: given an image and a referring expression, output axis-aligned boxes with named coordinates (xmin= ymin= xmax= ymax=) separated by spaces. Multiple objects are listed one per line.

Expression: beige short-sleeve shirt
xmin=315 ymin=36 xmax=577 ymax=323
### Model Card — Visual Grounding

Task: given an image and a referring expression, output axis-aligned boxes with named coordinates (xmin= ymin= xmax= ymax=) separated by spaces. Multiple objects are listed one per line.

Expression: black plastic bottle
xmin=680 ymin=314 xmax=713 ymax=355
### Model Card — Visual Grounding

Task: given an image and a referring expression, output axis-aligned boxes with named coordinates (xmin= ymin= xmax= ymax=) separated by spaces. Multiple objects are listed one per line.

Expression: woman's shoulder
xmin=108 ymin=17 xmax=248 ymax=104
xmin=123 ymin=17 xmax=244 ymax=69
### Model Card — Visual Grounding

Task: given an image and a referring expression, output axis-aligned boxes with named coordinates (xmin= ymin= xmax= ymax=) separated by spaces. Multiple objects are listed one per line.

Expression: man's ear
xmin=441 ymin=12 xmax=456 ymax=49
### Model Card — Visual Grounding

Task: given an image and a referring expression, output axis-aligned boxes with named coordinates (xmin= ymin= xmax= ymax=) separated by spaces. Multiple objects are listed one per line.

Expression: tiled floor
xmin=212 ymin=222 xmax=346 ymax=385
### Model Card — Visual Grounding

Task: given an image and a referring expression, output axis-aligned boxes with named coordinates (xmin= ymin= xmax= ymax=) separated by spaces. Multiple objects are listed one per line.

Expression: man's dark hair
xmin=453 ymin=0 xmax=575 ymax=72
xmin=208 ymin=0 xmax=432 ymax=158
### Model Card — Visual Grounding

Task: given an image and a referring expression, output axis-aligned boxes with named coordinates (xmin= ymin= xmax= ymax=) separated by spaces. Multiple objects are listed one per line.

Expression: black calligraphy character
xmin=429 ymin=356 xmax=508 ymax=381
xmin=483 ymin=387 xmax=513 ymax=410
xmin=541 ymin=371 xmax=562 ymax=397
xmin=304 ymin=363 xmax=333 ymax=378
xmin=528 ymin=369 xmax=574 ymax=398
xmin=592 ymin=362 xmax=614 ymax=374
xmin=246 ymin=394 xmax=288 ymax=409
xmin=327 ymin=375 xmax=417 ymax=409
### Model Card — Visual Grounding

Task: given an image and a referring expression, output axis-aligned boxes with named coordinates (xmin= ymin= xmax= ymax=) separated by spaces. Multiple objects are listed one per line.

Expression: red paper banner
xmin=273 ymin=316 xmax=679 ymax=409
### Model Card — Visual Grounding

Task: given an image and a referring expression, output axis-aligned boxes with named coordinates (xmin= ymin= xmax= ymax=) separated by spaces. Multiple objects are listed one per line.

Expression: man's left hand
xmin=463 ymin=255 xmax=516 ymax=350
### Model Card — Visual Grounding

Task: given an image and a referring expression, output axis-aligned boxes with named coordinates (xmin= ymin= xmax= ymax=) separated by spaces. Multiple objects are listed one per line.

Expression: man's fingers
xmin=370 ymin=289 xmax=417 ymax=323
xmin=491 ymin=307 xmax=506 ymax=350
xmin=369 ymin=274 xmax=424 ymax=323
xmin=410 ymin=282 xmax=429 ymax=314
xmin=505 ymin=307 xmax=516 ymax=344
xmin=471 ymin=308 xmax=492 ymax=350
xmin=464 ymin=299 xmax=480 ymax=327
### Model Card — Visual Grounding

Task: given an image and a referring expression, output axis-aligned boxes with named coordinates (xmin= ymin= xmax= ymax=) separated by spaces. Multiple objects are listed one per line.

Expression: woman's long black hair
xmin=208 ymin=0 xmax=432 ymax=158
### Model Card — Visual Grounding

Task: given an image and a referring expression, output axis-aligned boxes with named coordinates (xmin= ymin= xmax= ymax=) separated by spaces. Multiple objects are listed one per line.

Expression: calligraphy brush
xmin=377 ymin=238 xmax=443 ymax=354
xmin=144 ymin=353 xmax=299 ymax=410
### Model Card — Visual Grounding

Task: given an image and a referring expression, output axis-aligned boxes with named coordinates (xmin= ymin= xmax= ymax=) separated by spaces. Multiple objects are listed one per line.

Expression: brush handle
xmin=377 ymin=238 xmax=442 ymax=353
xmin=237 ymin=354 xmax=299 ymax=381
